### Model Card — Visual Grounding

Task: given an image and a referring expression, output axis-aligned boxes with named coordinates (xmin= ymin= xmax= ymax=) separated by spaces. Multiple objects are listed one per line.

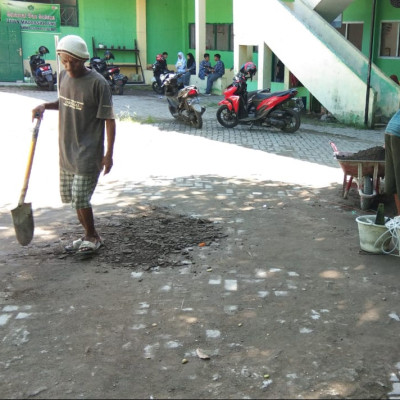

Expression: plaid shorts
xmin=60 ymin=169 xmax=99 ymax=210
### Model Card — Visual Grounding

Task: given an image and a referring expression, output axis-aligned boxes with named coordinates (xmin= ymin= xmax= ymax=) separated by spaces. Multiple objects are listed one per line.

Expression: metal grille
xmin=60 ymin=6 xmax=78 ymax=27
xmin=391 ymin=0 xmax=400 ymax=8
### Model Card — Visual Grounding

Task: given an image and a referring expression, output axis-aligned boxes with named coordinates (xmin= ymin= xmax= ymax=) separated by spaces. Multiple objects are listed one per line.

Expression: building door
xmin=0 ymin=22 xmax=24 ymax=82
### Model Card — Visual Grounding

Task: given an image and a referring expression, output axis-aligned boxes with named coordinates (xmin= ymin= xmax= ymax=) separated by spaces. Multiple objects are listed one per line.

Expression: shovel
xmin=11 ymin=115 xmax=41 ymax=246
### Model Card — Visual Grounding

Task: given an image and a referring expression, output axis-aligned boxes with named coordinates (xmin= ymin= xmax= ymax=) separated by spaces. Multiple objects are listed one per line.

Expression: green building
xmin=1 ymin=0 xmax=400 ymax=126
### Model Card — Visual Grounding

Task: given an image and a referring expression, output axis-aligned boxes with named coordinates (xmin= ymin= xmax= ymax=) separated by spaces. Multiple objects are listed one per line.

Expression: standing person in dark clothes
xmin=385 ymin=110 xmax=400 ymax=215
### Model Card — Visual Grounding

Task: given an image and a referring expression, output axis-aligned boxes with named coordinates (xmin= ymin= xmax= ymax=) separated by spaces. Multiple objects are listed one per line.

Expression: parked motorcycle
xmin=162 ymin=72 xmax=206 ymax=129
xmin=216 ymin=62 xmax=303 ymax=133
xmin=152 ymin=54 xmax=171 ymax=94
xmin=152 ymin=72 xmax=165 ymax=95
xmin=89 ymin=51 xmax=128 ymax=95
xmin=29 ymin=46 xmax=57 ymax=91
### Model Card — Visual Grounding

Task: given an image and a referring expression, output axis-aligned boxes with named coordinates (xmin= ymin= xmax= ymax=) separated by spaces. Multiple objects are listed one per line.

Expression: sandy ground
xmin=0 ymin=86 xmax=399 ymax=399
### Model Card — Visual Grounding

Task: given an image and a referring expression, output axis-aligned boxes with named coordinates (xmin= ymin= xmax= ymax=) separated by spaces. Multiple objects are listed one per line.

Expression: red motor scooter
xmin=216 ymin=62 xmax=303 ymax=133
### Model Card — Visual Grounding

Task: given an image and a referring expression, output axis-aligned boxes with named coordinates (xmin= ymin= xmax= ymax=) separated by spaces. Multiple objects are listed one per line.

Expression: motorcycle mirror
xmin=104 ymin=51 xmax=115 ymax=60
xmin=38 ymin=46 xmax=49 ymax=55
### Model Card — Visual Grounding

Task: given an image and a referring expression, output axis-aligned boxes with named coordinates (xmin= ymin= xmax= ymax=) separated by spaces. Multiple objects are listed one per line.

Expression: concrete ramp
xmin=233 ymin=0 xmax=400 ymax=126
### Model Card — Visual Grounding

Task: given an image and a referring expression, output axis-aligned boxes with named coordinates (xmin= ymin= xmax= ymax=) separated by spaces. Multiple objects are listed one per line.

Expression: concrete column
xmin=283 ymin=66 xmax=290 ymax=90
xmin=237 ymin=45 xmax=253 ymax=73
xmin=258 ymin=43 xmax=272 ymax=90
xmin=195 ymin=0 xmax=206 ymax=71
xmin=136 ymin=0 xmax=147 ymax=67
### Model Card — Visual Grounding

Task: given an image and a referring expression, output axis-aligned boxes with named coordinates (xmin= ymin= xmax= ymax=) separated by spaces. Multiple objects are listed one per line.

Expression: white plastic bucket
xmin=356 ymin=215 xmax=391 ymax=254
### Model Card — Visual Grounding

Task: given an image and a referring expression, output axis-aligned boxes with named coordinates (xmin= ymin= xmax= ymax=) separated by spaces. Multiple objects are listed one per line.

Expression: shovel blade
xmin=11 ymin=203 xmax=34 ymax=246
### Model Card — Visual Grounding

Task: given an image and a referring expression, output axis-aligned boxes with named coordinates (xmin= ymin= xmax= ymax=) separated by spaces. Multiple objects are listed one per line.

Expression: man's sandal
xmin=75 ymin=239 xmax=104 ymax=258
xmin=65 ymin=237 xmax=84 ymax=253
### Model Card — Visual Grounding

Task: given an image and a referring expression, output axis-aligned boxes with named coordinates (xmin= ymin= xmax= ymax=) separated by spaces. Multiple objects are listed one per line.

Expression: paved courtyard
xmin=0 ymin=84 xmax=399 ymax=399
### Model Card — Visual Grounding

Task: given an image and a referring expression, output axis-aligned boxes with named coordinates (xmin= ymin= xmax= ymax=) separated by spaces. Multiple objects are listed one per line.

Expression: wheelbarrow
xmin=330 ymin=141 xmax=385 ymax=210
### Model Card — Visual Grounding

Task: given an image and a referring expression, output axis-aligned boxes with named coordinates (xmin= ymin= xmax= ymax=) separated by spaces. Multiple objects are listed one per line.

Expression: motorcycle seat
xmin=250 ymin=89 xmax=296 ymax=106
xmin=30 ymin=56 xmax=45 ymax=65
xmin=255 ymin=89 xmax=293 ymax=100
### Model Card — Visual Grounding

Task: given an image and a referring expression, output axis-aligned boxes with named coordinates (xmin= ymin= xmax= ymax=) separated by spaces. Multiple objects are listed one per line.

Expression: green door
xmin=0 ymin=21 xmax=24 ymax=82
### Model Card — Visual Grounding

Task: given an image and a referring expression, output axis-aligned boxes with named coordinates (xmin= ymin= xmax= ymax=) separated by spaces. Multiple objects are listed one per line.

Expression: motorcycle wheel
xmin=47 ymin=81 xmax=54 ymax=91
xmin=280 ymin=109 xmax=300 ymax=133
xmin=216 ymin=105 xmax=238 ymax=128
xmin=189 ymin=110 xmax=203 ymax=129
xmin=152 ymin=81 xmax=163 ymax=94
xmin=168 ymin=105 xmax=178 ymax=119
xmin=116 ymin=80 xmax=124 ymax=95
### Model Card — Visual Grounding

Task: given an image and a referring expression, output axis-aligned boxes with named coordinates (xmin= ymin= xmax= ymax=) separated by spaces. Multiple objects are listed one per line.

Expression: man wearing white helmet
xmin=32 ymin=35 xmax=116 ymax=257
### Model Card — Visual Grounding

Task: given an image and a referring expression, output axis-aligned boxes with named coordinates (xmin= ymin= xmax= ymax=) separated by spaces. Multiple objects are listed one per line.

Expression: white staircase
xmin=233 ymin=0 xmax=400 ymax=126
xmin=301 ymin=0 xmax=354 ymax=22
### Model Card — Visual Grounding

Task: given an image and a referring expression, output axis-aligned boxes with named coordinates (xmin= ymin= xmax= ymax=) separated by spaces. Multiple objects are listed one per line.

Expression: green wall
xmin=18 ymin=0 xmax=137 ymax=69
xmin=188 ymin=0 xmax=234 ymax=69
xmin=80 ymin=0 xmax=136 ymax=63
xmin=147 ymin=0 xmax=234 ymax=68
xmin=10 ymin=0 xmax=400 ymax=92
xmin=15 ymin=0 xmax=236 ymax=76
xmin=146 ymin=0 xmax=187 ymax=66
xmin=341 ymin=0 xmax=372 ymax=55
xmin=342 ymin=0 xmax=400 ymax=80
xmin=374 ymin=0 xmax=400 ymax=75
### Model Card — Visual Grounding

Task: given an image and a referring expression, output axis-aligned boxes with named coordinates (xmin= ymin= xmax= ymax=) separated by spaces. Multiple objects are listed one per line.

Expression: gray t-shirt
xmin=58 ymin=69 xmax=115 ymax=175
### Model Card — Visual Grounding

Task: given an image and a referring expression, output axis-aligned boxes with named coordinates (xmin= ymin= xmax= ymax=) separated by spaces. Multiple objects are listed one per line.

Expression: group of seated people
xmin=153 ymin=51 xmax=225 ymax=95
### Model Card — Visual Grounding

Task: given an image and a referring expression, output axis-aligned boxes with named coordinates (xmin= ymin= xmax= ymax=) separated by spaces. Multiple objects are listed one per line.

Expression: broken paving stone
xmin=261 ymin=379 xmax=273 ymax=390
xmin=196 ymin=348 xmax=210 ymax=360
xmin=389 ymin=312 xmax=400 ymax=322
xmin=122 ymin=249 xmax=133 ymax=254
xmin=27 ymin=387 xmax=48 ymax=397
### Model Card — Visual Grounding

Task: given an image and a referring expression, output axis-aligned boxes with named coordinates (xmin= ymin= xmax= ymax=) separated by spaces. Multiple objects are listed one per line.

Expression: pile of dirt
xmin=338 ymin=146 xmax=385 ymax=161
xmin=3 ymin=205 xmax=227 ymax=270
xmin=60 ymin=205 xmax=227 ymax=269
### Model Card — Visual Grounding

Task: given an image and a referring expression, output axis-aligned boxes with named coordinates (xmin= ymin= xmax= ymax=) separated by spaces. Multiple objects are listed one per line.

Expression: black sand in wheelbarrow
xmin=330 ymin=142 xmax=385 ymax=211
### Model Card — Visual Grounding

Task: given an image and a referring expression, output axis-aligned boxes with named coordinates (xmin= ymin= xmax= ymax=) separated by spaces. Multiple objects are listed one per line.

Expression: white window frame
xmin=379 ymin=20 xmax=400 ymax=58
xmin=337 ymin=21 xmax=364 ymax=51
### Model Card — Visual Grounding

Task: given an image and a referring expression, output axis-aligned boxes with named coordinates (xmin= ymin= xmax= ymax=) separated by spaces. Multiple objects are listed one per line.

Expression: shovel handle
xmin=18 ymin=116 xmax=41 ymax=205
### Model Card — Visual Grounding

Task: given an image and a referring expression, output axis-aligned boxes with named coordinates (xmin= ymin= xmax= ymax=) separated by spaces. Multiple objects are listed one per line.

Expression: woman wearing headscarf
xmin=181 ymin=52 xmax=196 ymax=86
xmin=175 ymin=52 xmax=187 ymax=75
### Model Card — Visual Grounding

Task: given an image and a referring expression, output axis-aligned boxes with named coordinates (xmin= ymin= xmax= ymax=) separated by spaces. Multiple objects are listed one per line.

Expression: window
xmin=189 ymin=23 xmax=233 ymax=51
xmin=380 ymin=22 xmax=400 ymax=57
xmin=14 ymin=0 xmax=78 ymax=26
xmin=336 ymin=22 xmax=363 ymax=51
